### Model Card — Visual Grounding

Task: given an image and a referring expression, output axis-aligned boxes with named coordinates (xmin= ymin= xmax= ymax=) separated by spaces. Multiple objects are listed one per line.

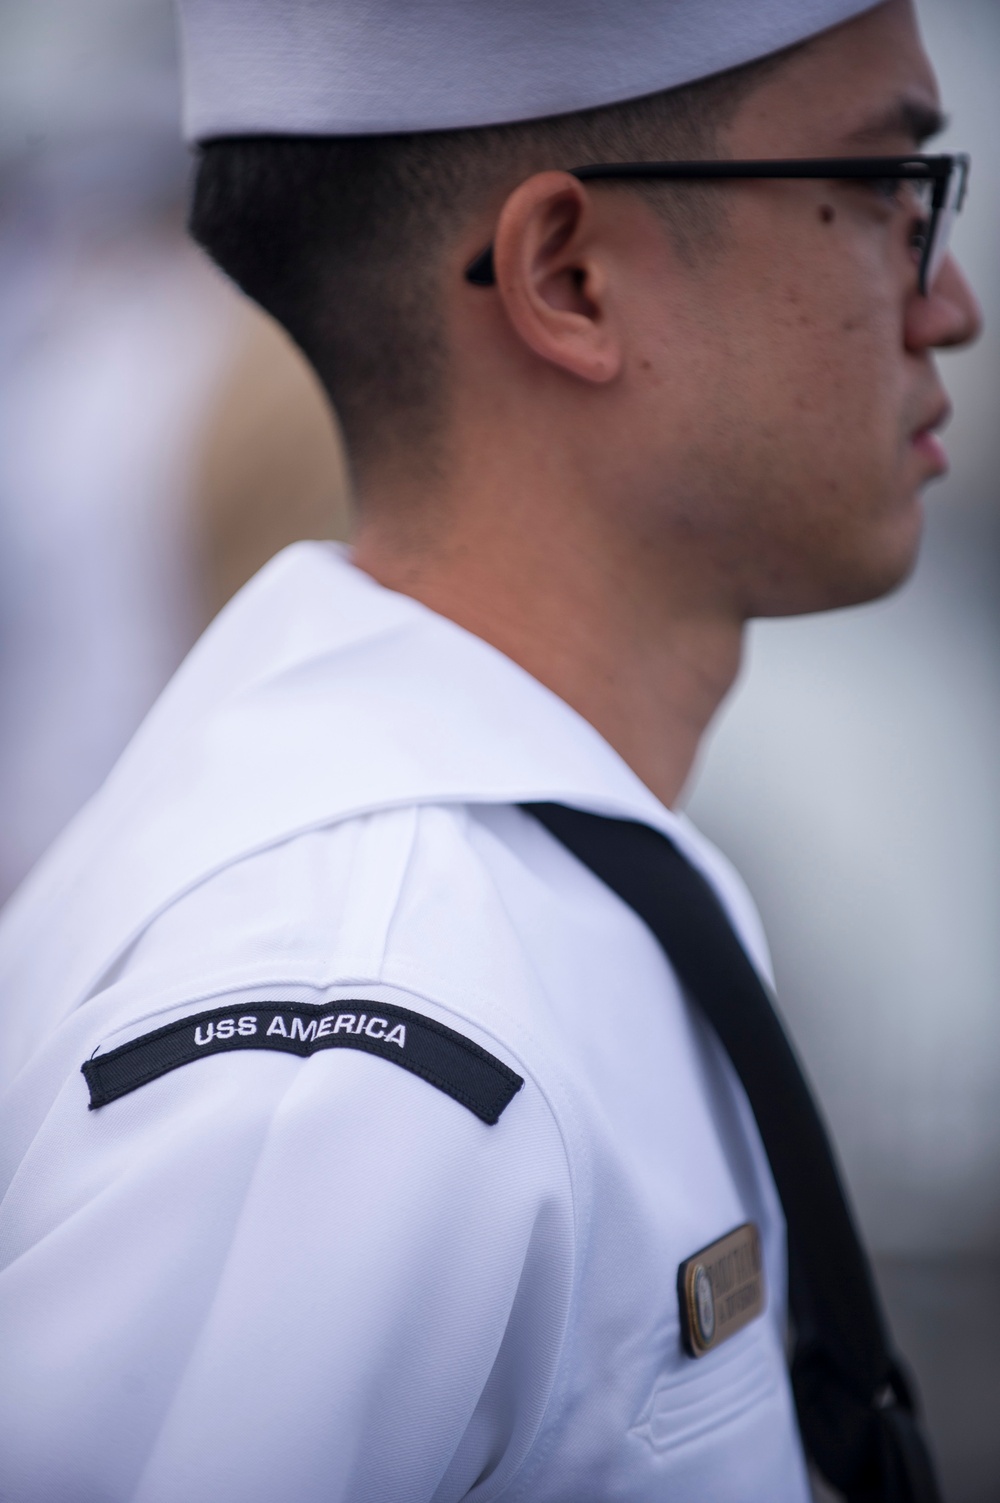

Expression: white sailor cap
xmin=176 ymin=0 xmax=884 ymax=145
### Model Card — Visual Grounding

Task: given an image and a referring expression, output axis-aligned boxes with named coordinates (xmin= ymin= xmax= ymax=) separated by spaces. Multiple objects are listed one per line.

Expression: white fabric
xmin=176 ymin=0 xmax=884 ymax=141
xmin=0 ymin=544 xmax=809 ymax=1502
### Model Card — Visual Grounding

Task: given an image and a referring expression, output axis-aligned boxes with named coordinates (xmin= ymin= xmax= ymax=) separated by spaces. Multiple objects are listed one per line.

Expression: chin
xmin=863 ymin=486 xmax=928 ymax=597
xmin=756 ymin=501 xmax=926 ymax=619
xmin=834 ymin=541 xmax=922 ymax=609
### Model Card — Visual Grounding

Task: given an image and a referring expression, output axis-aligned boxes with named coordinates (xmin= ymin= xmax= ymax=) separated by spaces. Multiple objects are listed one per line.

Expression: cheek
xmin=727 ymin=286 xmax=906 ymax=498
xmin=669 ymin=306 xmax=913 ymax=572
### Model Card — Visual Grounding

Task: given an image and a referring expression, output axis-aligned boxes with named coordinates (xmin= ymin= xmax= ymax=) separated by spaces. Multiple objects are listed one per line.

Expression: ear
xmin=490 ymin=171 xmax=623 ymax=384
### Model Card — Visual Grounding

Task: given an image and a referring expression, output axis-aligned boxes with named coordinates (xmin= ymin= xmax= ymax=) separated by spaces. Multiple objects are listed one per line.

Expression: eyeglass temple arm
xmin=465 ymin=155 xmax=963 ymax=287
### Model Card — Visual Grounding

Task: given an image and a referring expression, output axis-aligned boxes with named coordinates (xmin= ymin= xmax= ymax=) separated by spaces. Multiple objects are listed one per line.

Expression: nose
xmin=906 ymin=253 xmax=983 ymax=353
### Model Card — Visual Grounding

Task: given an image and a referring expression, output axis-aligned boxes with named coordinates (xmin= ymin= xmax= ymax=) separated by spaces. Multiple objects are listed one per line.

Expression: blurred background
xmin=0 ymin=0 xmax=350 ymax=901
xmin=0 ymin=1 xmax=995 ymax=1497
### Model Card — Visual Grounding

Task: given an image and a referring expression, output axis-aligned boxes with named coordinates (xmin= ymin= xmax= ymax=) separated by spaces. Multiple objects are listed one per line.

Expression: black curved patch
xmin=82 ymin=1001 xmax=523 ymax=1125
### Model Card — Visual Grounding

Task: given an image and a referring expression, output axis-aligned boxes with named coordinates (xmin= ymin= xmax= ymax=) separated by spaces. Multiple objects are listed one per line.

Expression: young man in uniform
xmin=0 ymin=2 xmax=981 ymax=1500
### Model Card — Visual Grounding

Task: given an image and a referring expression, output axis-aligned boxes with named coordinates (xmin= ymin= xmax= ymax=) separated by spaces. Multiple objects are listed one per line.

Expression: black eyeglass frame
xmin=465 ymin=153 xmax=970 ymax=296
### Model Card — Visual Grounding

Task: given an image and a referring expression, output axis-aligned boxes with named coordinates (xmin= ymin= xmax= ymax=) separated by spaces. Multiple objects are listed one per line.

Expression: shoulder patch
xmin=82 ymin=1001 xmax=524 ymax=1125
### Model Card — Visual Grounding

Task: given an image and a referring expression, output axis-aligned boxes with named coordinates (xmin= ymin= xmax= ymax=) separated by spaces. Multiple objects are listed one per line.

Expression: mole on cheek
xmin=819 ymin=204 xmax=836 ymax=225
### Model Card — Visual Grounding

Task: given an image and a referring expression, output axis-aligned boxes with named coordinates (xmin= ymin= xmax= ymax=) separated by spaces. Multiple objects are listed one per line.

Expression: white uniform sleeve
xmin=0 ymin=993 xmax=574 ymax=1503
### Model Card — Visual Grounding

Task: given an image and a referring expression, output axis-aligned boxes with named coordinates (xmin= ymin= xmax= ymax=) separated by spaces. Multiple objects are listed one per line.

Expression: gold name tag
xmin=677 ymin=1222 xmax=766 ymax=1357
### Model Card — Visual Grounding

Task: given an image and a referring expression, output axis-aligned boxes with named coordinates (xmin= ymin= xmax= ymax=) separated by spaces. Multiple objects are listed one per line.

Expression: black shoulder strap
xmin=523 ymin=802 xmax=942 ymax=1503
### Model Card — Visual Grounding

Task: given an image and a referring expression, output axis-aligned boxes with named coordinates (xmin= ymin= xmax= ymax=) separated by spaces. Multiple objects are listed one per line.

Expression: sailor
xmin=0 ymin=2 xmax=980 ymax=1501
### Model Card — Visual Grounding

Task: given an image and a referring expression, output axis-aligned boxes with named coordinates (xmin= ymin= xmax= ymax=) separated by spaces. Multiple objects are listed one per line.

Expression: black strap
xmin=523 ymin=802 xmax=943 ymax=1503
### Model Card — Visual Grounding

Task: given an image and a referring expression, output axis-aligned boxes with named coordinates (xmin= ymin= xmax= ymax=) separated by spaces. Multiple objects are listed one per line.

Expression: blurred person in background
xmin=0 ymin=0 xmax=349 ymax=903
xmin=0 ymin=2 xmax=980 ymax=1503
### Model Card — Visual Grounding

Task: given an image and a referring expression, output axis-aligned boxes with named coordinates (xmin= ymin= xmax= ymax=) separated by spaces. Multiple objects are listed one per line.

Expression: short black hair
xmin=190 ymin=52 xmax=786 ymax=483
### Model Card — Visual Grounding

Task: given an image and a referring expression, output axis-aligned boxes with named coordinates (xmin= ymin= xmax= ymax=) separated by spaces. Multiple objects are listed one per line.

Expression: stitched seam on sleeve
xmin=373 ymin=803 xmax=423 ymax=982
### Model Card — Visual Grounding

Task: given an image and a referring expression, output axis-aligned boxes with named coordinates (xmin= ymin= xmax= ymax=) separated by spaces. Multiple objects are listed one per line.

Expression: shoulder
xmin=2 ymin=802 xmax=580 ymax=1334
xmin=21 ymin=803 xmax=585 ymax=1177
xmin=0 ymin=810 xmax=580 ymax=1500
xmin=105 ymin=801 xmax=558 ymax=1035
xmin=75 ymin=797 xmax=723 ymax=1146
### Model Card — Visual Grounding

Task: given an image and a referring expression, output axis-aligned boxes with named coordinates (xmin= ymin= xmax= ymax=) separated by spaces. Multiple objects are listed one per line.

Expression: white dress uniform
xmin=0 ymin=543 xmax=811 ymax=1502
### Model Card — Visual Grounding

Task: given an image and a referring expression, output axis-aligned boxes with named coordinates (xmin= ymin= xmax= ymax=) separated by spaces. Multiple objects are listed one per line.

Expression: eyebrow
xmin=847 ymin=96 xmax=949 ymax=148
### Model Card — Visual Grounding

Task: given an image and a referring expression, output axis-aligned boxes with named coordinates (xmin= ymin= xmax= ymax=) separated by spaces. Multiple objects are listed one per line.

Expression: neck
xmin=352 ymin=460 xmax=745 ymax=810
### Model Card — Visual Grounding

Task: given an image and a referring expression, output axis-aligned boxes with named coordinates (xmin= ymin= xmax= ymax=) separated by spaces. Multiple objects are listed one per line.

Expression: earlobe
xmin=491 ymin=171 xmax=623 ymax=385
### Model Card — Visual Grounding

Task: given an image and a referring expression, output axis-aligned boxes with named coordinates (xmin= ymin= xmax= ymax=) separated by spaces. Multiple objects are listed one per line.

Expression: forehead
xmin=729 ymin=0 xmax=942 ymax=154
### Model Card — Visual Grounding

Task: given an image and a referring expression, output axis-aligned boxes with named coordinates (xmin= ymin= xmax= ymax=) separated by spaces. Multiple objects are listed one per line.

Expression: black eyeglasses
xmin=465 ymin=153 xmax=970 ymax=296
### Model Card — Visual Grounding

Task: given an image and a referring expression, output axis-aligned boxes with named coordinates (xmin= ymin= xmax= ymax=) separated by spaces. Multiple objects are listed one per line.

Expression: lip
xmin=910 ymin=399 xmax=951 ymax=476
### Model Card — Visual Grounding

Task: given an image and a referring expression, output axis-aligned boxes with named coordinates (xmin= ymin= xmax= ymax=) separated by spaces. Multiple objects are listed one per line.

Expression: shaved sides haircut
xmin=190 ymin=50 xmax=789 ymax=480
